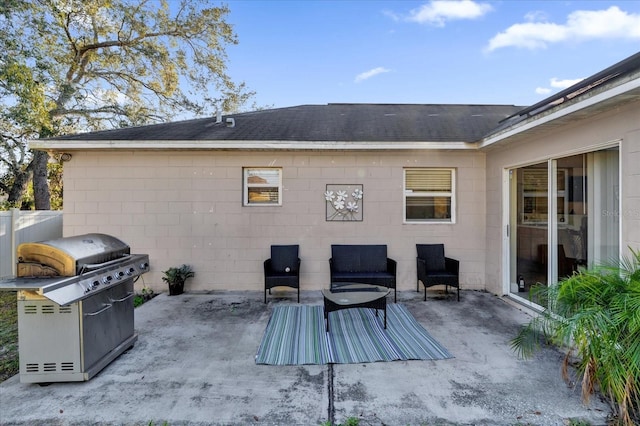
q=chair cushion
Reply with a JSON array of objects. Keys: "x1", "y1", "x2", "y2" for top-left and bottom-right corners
[
  {"x1": 270, "y1": 245, "x2": 299, "y2": 272},
  {"x1": 416, "y1": 244, "x2": 446, "y2": 271},
  {"x1": 332, "y1": 271, "x2": 394, "y2": 280},
  {"x1": 423, "y1": 271, "x2": 458, "y2": 287},
  {"x1": 359, "y1": 245, "x2": 388, "y2": 272},
  {"x1": 331, "y1": 246, "x2": 361, "y2": 272},
  {"x1": 331, "y1": 245, "x2": 388, "y2": 272}
]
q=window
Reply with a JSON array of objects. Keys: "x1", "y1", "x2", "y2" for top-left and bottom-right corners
[
  {"x1": 404, "y1": 168, "x2": 455, "y2": 223},
  {"x1": 243, "y1": 168, "x2": 282, "y2": 206},
  {"x1": 521, "y1": 168, "x2": 568, "y2": 224}
]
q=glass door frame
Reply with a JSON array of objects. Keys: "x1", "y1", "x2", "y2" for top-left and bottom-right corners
[
  {"x1": 502, "y1": 143, "x2": 621, "y2": 304},
  {"x1": 503, "y1": 161, "x2": 555, "y2": 307}
]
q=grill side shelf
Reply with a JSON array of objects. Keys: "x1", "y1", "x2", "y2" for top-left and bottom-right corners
[{"x1": 0, "y1": 276, "x2": 76, "y2": 292}]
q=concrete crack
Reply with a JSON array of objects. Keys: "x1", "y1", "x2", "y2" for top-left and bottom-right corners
[{"x1": 328, "y1": 362, "x2": 335, "y2": 425}]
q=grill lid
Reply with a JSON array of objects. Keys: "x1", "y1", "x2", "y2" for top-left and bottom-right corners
[{"x1": 17, "y1": 233, "x2": 130, "y2": 276}]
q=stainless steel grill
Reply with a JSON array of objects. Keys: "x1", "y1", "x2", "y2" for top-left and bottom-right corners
[{"x1": 0, "y1": 233, "x2": 150, "y2": 383}]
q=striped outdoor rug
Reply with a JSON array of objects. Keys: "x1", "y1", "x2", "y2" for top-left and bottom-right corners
[{"x1": 255, "y1": 304, "x2": 453, "y2": 365}]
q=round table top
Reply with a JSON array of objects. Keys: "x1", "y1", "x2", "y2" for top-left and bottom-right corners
[{"x1": 322, "y1": 284, "x2": 390, "y2": 305}]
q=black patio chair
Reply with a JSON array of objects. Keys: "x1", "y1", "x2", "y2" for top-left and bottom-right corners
[
  {"x1": 264, "y1": 245, "x2": 301, "y2": 303},
  {"x1": 416, "y1": 244, "x2": 460, "y2": 301}
]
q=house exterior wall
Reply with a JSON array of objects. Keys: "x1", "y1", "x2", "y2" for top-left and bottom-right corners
[
  {"x1": 62, "y1": 150, "x2": 487, "y2": 293},
  {"x1": 484, "y1": 100, "x2": 640, "y2": 296}
]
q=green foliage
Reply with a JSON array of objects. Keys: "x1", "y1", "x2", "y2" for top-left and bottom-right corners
[
  {"x1": 0, "y1": 292, "x2": 19, "y2": 383},
  {"x1": 320, "y1": 417, "x2": 359, "y2": 426},
  {"x1": 511, "y1": 249, "x2": 640, "y2": 425},
  {"x1": 47, "y1": 162, "x2": 63, "y2": 210},
  {"x1": 1, "y1": 0, "x2": 253, "y2": 129},
  {"x1": 0, "y1": 61, "x2": 53, "y2": 132},
  {"x1": 566, "y1": 420, "x2": 592, "y2": 426},
  {"x1": 2, "y1": 161, "x2": 63, "y2": 210},
  {"x1": 0, "y1": 200, "x2": 21, "y2": 211},
  {"x1": 161, "y1": 264, "x2": 195, "y2": 287},
  {"x1": 133, "y1": 286, "x2": 156, "y2": 308},
  {"x1": 1, "y1": 0, "x2": 255, "y2": 207}
]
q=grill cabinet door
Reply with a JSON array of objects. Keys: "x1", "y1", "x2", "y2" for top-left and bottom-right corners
[
  {"x1": 109, "y1": 280, "x2": 135, "y2": 347},
  {"x1": 80, "y1": 279, "x2": 134, "y2": 370}
]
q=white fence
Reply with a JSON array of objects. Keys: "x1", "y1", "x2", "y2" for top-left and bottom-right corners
[{"x1": 0, "y1": 209, "x2": 63, "y2": 278}]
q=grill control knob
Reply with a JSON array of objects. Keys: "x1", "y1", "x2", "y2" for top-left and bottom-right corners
[
  {"x1": 92, "y1": 280, "x2": 100, "y2": 288},
  {"x1": 140, "y1": 262, "x2": 149, "y2": 270},
  {"x1": 102, "y1": 275, "x2": 113, "y2": 285},
  {"x1": 115, "y1": 271, "x2": 125, "y2": 280},
  {"x1": 126, "y1": 267, "x2": 135, "y2": 276}
]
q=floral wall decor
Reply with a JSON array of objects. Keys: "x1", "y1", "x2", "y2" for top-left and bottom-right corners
[{"x1": 325, "y1": 184, "x2": 363, "y2": 221}]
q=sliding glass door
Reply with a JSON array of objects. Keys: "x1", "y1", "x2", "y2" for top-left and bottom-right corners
[
  {"x1": 589, "y1": 149, "x2": 620, "y2": 263},
  {"x1": 509, "y1": 162, "x2": 549, "y2": 295},
  {"x1": 508, "y1": 147, "x2": 619, "y2": 301}
]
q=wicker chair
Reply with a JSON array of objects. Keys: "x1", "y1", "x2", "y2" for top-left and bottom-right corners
[
  {"x1": 416, "y1": 244, "x2": 460, "y2": 301},
  {"x1": 264, "y1": 245, "x2": 301, "y2": 303}
]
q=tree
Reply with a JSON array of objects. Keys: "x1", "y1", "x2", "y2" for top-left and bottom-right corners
[{"x1": 0, "y1": 0, "x2": 254, "y2": 209}]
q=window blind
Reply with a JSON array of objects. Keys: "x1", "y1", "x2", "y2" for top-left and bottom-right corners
[{"x1": 406, "y1": 169, "x2": 452, "y2": 192}]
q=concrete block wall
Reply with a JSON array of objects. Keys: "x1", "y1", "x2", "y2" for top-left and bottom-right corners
[{"x1": 63, "y1": 150, "x2": 487, "y2": 294}]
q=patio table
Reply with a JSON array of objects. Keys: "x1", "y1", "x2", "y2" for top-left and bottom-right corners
[{"x1": 321, "y1": 283, "x2": 390, "y2": 332}]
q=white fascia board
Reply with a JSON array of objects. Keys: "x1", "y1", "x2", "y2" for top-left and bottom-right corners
[
  {"x1": 479, "y1": 77, "x2": 640, "y2": 149},
  {"x1": 31, "y1": 139, "x2": 477, "y2": 151}
]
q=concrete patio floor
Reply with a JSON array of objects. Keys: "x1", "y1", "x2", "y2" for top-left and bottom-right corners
[{"x1": 0, "y1": 290, "x2": 610, "y2": 425}]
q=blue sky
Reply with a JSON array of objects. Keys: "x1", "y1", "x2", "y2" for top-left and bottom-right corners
[{"x1": 222, "y1": 1, "x2": 640, "y2": 109}]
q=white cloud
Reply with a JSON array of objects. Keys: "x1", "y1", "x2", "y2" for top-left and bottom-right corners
[
  {"x1": 535, "y1": 77, "x2": 584, "y2": 97},
  {"x1": 404, "y1": 0, "x2": 493, "y2": 27},
  {"x1": 550, "y1": 77, "x2": 584, "y2": 89},
  {"x1": 487, "y1": 6, "x2": 640, "y2": 51},
  {"x1": 355, "y1": 67, "x2": 390, "y2": 83},
  {"x1": 487, "y1": 22, "x2": 568, "y2": 50},
  {"x1": 524, "y1": 11, "x2": 548, "y2": 22}
]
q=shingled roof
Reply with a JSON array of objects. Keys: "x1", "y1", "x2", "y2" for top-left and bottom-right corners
[{"x1": 53, "y1": 103, "x2": 524, "y2": 144}]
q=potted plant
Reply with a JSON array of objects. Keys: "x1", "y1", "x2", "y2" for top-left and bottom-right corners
[{"x1": 162, "y1": 264, "x2": 194, "y2": 296}]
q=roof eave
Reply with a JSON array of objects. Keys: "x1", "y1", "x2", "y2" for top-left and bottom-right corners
[
  {"x1": 30, "y1": 140, "x2": 478, "y2": 151},
  {"x1": 478, "y1": 73, "x2": 640, "y2": 149}
]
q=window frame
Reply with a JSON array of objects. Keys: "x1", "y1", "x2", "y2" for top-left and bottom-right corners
[
  {"x1": 243, "y1": 167, "x2": 283, "y2": 206},
  {"x1": 403, "y1": 168, "x2": 456, "y2": 224}
]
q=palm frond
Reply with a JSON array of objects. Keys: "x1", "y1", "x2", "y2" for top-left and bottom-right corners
[{"x1": 510, "y1": 248, "x2": 640, "y2": 424}]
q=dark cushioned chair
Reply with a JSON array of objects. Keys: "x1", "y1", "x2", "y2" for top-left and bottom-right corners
[
  {"x1": 416, "y1": 244, "x2": 459, "y2": 301},
  {"x1": 264, "y1": 245, "x2": 301, "y2": 303}
]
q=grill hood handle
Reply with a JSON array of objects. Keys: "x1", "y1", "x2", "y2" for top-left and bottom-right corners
[{"x1": 78, "y1": 254, "x2": 131, "y2": 274}]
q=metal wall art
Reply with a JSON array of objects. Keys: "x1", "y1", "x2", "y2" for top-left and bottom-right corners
[{"x1": 325, "y1": 184, "x2": 363, "y2": 221}]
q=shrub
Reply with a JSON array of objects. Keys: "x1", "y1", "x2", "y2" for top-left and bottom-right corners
[{"x1": 511, "y1": 249, "x2": 640, "y2": 425}]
